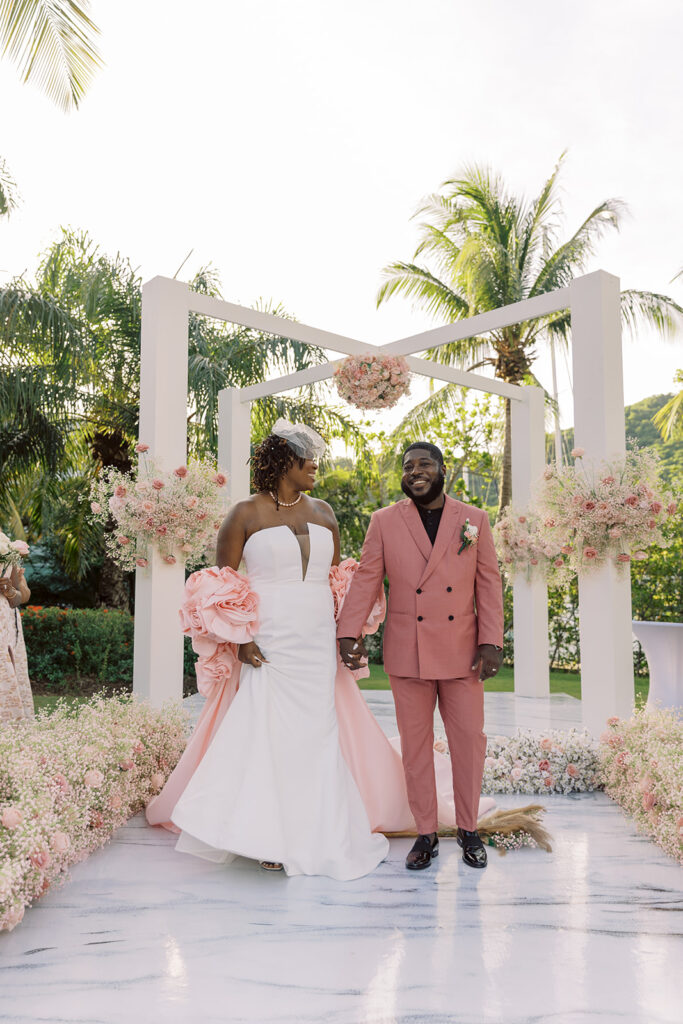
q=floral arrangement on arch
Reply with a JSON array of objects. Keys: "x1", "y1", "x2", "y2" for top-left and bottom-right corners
[
  {"x1": 493, "y1": 507, "x2": 570, "y2": 586},
  {"x1": 533, "y1": 445, "x2": 678, "y2": 575},
  {"x1": 90, "y1": 444, "x2": 229, "y2": 571},
  {"x1": 600, "y1": 708, "x2": 683, "y2": 865},
  {"x1": 333, "y1": 353, "x2": 411, "y2": 410},
  {"x1": 0, "y1": 695, "x2": 188, "y2": 932}
]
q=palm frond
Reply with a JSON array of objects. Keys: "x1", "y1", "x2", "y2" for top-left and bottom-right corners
[
  {"x1": 529, "y1": 199, "x2": 627, "y2": 296},
  {"x1": 620, "y1": 289, "x2": 683, "y2": 339},
  {"x1": 376, "y1": 261, "x2": 469, "y2": 320},
  {"x1": 0, "y1": 0, "x2": 103, "y2": 111},
  {"x1": 0, "y1": 154, "x2": 20, "y2": 217},
  {"x1": 652, "y1": 375, "x2": 683, "y2": 440}
]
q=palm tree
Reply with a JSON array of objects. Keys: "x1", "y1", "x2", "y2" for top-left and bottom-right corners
[
  {"x1": 377, "y1": 154, "x2": 683, "y2": 511},
  {"x1": 653, "y1": 369, "x2": 683, "y2": 441},
  {"x1": 0, "y1": 0, "x2": 102, "y2": 111}
]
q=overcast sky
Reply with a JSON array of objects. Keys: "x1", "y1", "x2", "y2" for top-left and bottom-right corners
[{"x1": 2, "y1": 0, "x2": 682, "y2": 430}]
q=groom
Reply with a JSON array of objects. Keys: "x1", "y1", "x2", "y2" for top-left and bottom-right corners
[{"x1": 338, "y1": 442, "x2": 504, "y2": 870}]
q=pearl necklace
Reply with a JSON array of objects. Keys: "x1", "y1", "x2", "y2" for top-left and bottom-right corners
[{"x1": 270, "y1": 490, "x2": 302, "y2": 507}]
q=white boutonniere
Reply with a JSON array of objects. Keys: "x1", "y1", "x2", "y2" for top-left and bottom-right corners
[{"x1": 458, "y1": 518, "x2": 479, "y2": 555}]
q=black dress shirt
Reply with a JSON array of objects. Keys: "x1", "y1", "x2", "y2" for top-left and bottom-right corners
[{"x1": 416, "y1": 501, "x2": 444, "y2": 546}]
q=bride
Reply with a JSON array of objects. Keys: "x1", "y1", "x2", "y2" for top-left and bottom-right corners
[{"x1": 147, "y1": 419, "x2": 494, "y2": 878}]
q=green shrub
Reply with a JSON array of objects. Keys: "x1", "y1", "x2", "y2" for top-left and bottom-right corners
[{"x1": 21, "y1": 606, "x2": 198, "y2": 693}]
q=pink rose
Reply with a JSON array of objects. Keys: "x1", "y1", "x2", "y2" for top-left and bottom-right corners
[
  {"x1": 510, "y1": 767, "x2": 523, "y2": 781},
  {"x1": 666, "y1": 502, "x2": 677, "y2": 515},
  {"x1": 538, "y1": 759, "x2": 551, "y2": 772},
  {"x1": 50, "y1": 832, "x2": 70, "y2": 853},
  {"x1": 530, "y1": 558, "x2": 539, "y2": 566},
  {"x1": 3, "y1": 904, "x2": 24, "y2": 930},
  {"x1": 213, "y1": 472, "x2": 227, "y2": 486},
  {"x1": 114, "y1": 485, "x2": 128, "y2": 499},
  {"x1": 540, "y1": 737, "x2": 553, "y2": 751},
  {"x1": 649, "y1": 501, "x2": 663, "y2": 514},
  {"x1": 119, "y1": 759, "x2": 134, "y2": 771},
  {"x1": 142, "y1": 501, "x2": 154, "y2": 512},
  {"x1": 136, "y1": 558, "x2": 148, "y2": 568},
  {"x1": 164, "y1": 555, "x2": 176, "y2": 565},
  {"x1": 151, "y1": 479, "x2": 165, "y2": 491},
  {"x1": 53, "y1": 772, "x2": 69, "y2": 793},
  {"x1": 117, "y1": 535, "x2": 130, "y2": 546},
  {"x1": 560, "y1": 546, "x2": 572, "y2": 555},
  {"x1": 90, "y1": 501, "x2": 102, "y2": 514},
  {"x1": 571, "y1": 447, "x2": 585, "y2": 457},
  {"x1": 544, "y1": 776, "x2": 555, "y2": 788},
  {"x1": 133, "y1": 741, "x2": 144, "y2": 754},
  {"x1": 609, "y1": 528, "x2": 622, "y2": 539},
  {"x1": 615, "y1": 751, "x2": 629, "y2": 768},
  {"x1": 616, "y1": 553, "x2": 631, "y2": 563},
  {"x1": 647, "y1": 518, "x2": 656, "y2": 530},
  {"x1": 11, "y1": 539, "x2": 30, "y2": 556},
  {"x1": 195, "y1": 644, "x2": 237, "y2": 697},
  {"x1": 156, "y1": 525, "x2": 168, "y2": 535},
  {"x1": 150, "y1": 772, "x2": 165, "y2": 791},
  {"x1": 553, "y1": 558, "x2": 564, "y2": 568},
  {"x1": 607, "y1": 733, "x2": 623, "y2": 748},
  {"x1": 625, "y1": 495, "x2": 638, "y2": 507},
  {"x1": 90, "y1": 811, "x2": 105, "y2": 829},
  {"x1": 484, "y1": 756, "x2": 496, "y2": 768},
  {"x1": 174, "y1": 466, "x2": 188, "y2": 478},
  {"x1": 135, "y1": 442, "x2": 150, "y2": 453},
  {"x1": 566, "y1": 764, "x2": 579, "y2": 778},
  {"x1": 29, "y1": 848, "x2": 51, "y2": 870},
  {"x1": 583, "y1": 547, "x2": 598, "y2": 560},
  {"x1": 1, "y1": 807, "x2": 23, "y2": 829},
  {"x1": 518, "y1": 516, "x2": 527, "y2": 524},
  {"x1": 633, "y1": 551, "x2": 647, "y2": 561},
  {"x1": 582, "y1": 500, "x2": 596, "y2": 511},
  {"x1": 180, "y1": 565, "x2": 259, "y2": 646},
  {"x1": 641, "y1": 792, "x2": 656, "y2": 811},
  {"x1": 187, "y1": 496, "x2": 199, "y2": 508},
  {"x1": 601, "y1": 476, "x2": 615, "y2": 485},
  {"x1": 677, "y1": 816, "x2": 683, "y2": 836},
  {"x1": 108, "y1": 794, "x2": 123, "y2": 810},
  {"x1": 607, "y1": 716, "x2": 620, "y2": 726},
  {"x1": 544, "y1": 518, "x2": 556, "y2": 528},
  {"x1": 84, "y1": 769, "x2": 104, "y2": 788},
  {"x1": 638, "y1": 774, "x2": 654, "y2": 793}
]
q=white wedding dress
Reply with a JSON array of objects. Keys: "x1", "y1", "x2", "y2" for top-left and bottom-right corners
[{"x1": 172, "y1": 523, "x2": 389, "y2": 879}]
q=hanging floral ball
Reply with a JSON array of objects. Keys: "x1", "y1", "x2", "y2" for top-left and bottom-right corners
[{"x1": 334, "y1": 354, "x2": 411, "y2": 410}]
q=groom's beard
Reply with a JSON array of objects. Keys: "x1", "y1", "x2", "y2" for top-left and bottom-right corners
[{"x1": 401, "y1": 474, "x2": 445, "y2": 507}]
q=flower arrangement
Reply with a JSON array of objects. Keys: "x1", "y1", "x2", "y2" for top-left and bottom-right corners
[
  {"x1": 0, "y1": 694, "x2": 188, "y2": 931},
  {"x1": 493, "y1": 507, "x2": 569, "y2": 584},
  {"x1": 600, "y1": 708, "x2": 683, "y2": 865},
  {"x1": 333, "y1": 353, "x2": 411, "y2": 410},
  {"x1": 476, "y1": 728, "x2": 602, "y2": 795},
  {"x1": 534, "y1": 445, "x2": 678, "y2": 575},
  {"x1": 0, "y1": 532, "x2": 30, "y2": 574},
  {"x1": 89, "y1": 444, "x2": 229, "y2": 571}
]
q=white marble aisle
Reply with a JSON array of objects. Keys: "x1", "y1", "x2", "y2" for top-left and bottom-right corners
[{"x1": 1, "y1": 693, "x2": 681, "y2": 1024}]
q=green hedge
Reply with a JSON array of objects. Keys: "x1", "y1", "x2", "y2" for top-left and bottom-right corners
[{"x1": 21, "y1": 606, "x2": 197, "y2": 692}]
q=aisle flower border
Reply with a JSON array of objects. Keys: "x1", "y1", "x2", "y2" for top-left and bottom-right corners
[
  {"x1": 333, "y1": 353, "x2": 411, "y2": 410},
  {"x1": 0, "y1": 695, "x2": 188, "y2": 932},
  {"x1": 89, "y1": 445, "x2": 229, "y2": 571}
]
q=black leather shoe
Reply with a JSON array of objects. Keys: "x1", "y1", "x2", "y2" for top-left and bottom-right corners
[
  {"x1": 456, "y1": 828, "x2": 487, "y2": 868},
  {"x1": 406, "y1": 833, "x2": 439, "y2": 870}
]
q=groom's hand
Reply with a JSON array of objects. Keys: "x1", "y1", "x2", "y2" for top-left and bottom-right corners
[
  {"x1": 339, "y1": 637, "x2": 368, "y2": 671},
  {"x1": 471, "y1": 644, "x2": 503, "y2": 682}
]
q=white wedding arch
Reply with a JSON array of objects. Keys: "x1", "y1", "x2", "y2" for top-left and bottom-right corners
[{"x1": 133, "y1": 269, "x2": 633, "y2": 735}]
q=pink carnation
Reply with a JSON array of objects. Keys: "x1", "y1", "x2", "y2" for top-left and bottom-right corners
[
  {"x1": 607, "y1": 716, "x2": 620, "y2": 726},
  {"x1": 213, "y1": 472, "x2": 227, "y2": 486},
  {"x1": 135, "y1": 442, "x2": 150, "y2": 453},
  {"x1": 151, "y1": 479, "x2": 165, "y2": 491},
  {"x1": 625, "y1": 495, "x2": 638, "y2": 507},
  {"x1": 666, "y1": 502, "x2": 677, "y2": 515},
  {"x1": 649, "y1": 501, "x2": 663, "y2": 514},
  {"x1": 601, "y1": 476, "x2": 616, "y2": 485},
  {"x1": 616, "y1": 553, "x2": 631, "y2": 563},
  {"x1": 174, "y1": 466, "x2": 188, "y2": 478},
  {"x1": 136, "y1": 558, "x2": 148, "y2": 568},
  {"x1": 571, "y1": 447, "x2": 585, "y2": 457},
  {"x1": 583, "y1": 547, "x2": 598, "y2": 560},
  {"x1": 553, "y1": 558, "x2": 564, "y2": 568},
  {"x1": 582, "y1": 500, "x2": 596, "y2": 511}
]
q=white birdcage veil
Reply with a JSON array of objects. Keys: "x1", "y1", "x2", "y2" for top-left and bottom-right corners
[{"x1": 271, "y1": 418, "x2": 327, "y2": 461}]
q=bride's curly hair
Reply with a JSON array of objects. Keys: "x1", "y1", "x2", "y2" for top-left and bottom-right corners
[{"x1": 251, "y1": 434, "x2": 304, "y2": 493}]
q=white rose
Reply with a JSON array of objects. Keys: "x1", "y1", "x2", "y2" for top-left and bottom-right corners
[{"x1": 0, "y1": 533, "x2": 11, "y2": 555}]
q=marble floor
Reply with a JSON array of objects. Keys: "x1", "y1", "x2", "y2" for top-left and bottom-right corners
[{"x1": 1, "y1": 692, "x2": 681, "y2": 1024}]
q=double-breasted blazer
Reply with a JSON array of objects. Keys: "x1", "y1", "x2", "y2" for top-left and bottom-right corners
[{"x1": 337, "y1": 496, "x2": 504, "y2": 680}]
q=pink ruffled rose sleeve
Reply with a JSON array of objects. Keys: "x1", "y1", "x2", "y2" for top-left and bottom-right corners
[
  {"x1": 329, "y1": 558, "x2": 385, "y2": 635},
  {"x1": 195, "y1": 642, "x2": 238, "y2": 698},
  {"x1": 179, "y1": 565, "x2": 259, "y2": 651}
]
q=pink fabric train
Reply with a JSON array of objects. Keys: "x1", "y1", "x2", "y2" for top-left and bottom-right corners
[{"x1": 145, "y1": 561, "x2": 494, "y2": 833}]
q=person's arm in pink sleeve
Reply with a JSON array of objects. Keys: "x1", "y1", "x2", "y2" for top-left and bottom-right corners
[
  {"x1": 474, "y1": 510, "x2": 504, "y2": 649},
  {"x1": 337, "y1": 513, "x2": 386, "y2": 667}
]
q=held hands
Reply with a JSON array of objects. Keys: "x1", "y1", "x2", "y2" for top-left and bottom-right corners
[
  {"x1": 238, "y1": 641, "x2": 269, "y2": 669},
  {"x1": 471, "y1": 644, "x2": 503, "y2": 682},
  {"x1": 338, "y1": 637, "x2": 368, "y2": 672}
]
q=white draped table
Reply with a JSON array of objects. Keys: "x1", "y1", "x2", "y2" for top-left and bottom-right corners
[{"x1": 632, "y1": 620, "x2": 683, "y2": 713}]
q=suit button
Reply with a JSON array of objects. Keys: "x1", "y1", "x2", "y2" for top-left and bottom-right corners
[
  {"x1": 448, "y1": 615, "x2": 454, "y2": 621},
  {"x1": 416, "y1": 588, "x2": 422, "y2": 594},
  {"x1": 446, "y1": 586, "x2": 452, "y2": 592},
  {"x1": 417, "y1": 615, "x2": 423, "y2": 622}
]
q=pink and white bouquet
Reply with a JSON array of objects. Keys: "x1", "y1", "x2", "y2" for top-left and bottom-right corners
[
  {"x1": 0, "y1": 694, "x2": 188, "y2": 932},
  {"x1": 600, "y1": 708, "x2": 683, "y2": 865},
  {"x1": 493, "y1": 507, "x2": 569, "y2": 585},
  {"x1": 534, "y1": 445, "x2": 678, "y2": 575},
  {"x1": 480, "y1": 728, "x2": 602, "y2": 795},
  {"x1": 333, "y1": 353, "x2": 411, "y2": 410},
  {"x1": 0, "y1": 532, "x2": 30, "y2": 574},
  {"x1": 89, "y1": 445, "x2": 229, "y2": 572}
]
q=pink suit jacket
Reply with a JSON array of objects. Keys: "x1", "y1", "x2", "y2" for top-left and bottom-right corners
[{"x1": 336, "y1": 496, "x2": 504, "y2": 680}]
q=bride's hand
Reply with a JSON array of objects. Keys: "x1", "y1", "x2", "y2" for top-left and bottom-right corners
[{"x1": 238, "y1": 641, "x2": 269, "y2": 668}]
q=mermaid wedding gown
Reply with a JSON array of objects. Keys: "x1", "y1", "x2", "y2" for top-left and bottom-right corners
[{"x1": 171, "y1": 524, "x2": 389, "y2": 879}]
